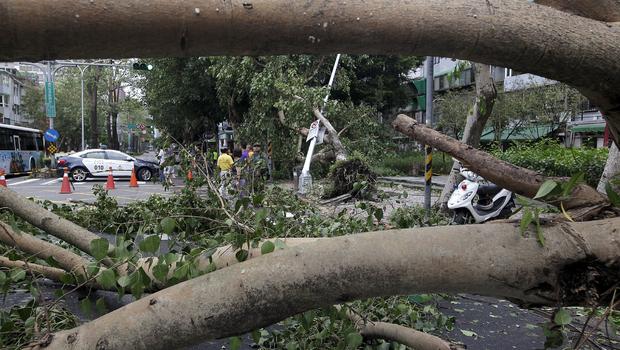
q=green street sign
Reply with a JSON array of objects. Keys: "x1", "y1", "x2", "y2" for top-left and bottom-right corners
[
  {"x1": 127, "y1": 123, "x2": 137, "y2": 129},
  {"x1": 45, "y1": 82, "x2": 56, "y2": 118}
]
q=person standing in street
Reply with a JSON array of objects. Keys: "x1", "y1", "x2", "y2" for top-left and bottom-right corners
[{"x1": 217, "y1": 148, "x2": 234, "y2": 197}]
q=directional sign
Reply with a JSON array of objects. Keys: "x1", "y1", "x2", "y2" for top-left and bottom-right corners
[
  {"x1": 306, "y1": 121, "x2": 320, "y2": 142},
  {"x1": 127, "y1": 123, "x2": 137, "y2": 129},
  {"x1": 46, "y1": 142, "x2": 58, "y2": 154},
  {"x1": 44, "y1": 128, "x2": 60, "y2": 142},
  {"x1": 45, "y1": 82, "x2": 56, "y2": 118}
]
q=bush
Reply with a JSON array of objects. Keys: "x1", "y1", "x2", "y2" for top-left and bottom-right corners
[
  {"x1": 372, "y1": 151, "x2": 453, "y2": 176},
  {"x1": 492, "y1": 140, "x2": 608, "y2": 187}
]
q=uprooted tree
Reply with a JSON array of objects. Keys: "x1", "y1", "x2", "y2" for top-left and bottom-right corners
[{"x1": 1, "y1": 0, "x2": 620, "y2": 349}]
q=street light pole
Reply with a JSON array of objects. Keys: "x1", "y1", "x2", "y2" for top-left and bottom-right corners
[
  {"x1": 424, "y1": 56, "x2": 435, "y2": 220},
  {"x1": 78, "y1": 66, "x2": 87, "y2": 151}
]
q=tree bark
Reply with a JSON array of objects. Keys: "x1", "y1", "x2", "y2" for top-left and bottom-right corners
[
  {"x1": 439, "y1": 63, "x2": 497, "y2": 208},
  {"x1": 2, "y1": 0, "x2": 620, "y2": 143},
  {"x1": 535, "y1": 0, "x2": 620, "y2": 22},
  {"x1": 38, "y1": 217, "x2": 620, "y2": 350},
  {"x1": 392, "y1": 114, "x2": 608, "y2": 210},
  {"x1": 597, "y1": 143, "x2": 620, "y2": 193},
  {"x1": 313, "y1": 109, "x2": 348, "y2": 161},
  {"x1": 0, "y1": 256, "x2": 67, "y2": 282}
]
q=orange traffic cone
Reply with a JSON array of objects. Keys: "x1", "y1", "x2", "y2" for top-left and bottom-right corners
[
  {"x1": 129, "y1": 167, "x2": 139, "y2": 188},
  {"x1": 106, "y1": 167, "x2": 116, "y2": 190},
  {"x1": 0, "y1": 171, "x2": 6, "y2": 187},
  {"x1": 60, "y1": 168, "x2": 72, "y2": 194},
  {"x1": 187, "y1": 169, "x2": 193, "y2": 181}
]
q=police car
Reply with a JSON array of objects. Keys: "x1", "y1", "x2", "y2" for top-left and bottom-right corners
[{"x1": 57, "y1": 149, "x2": 159, "y2": 182}]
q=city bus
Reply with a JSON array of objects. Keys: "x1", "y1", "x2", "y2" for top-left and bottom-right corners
[{"x1": 0, "y1": 124, "x2": 44, "y2": 175}]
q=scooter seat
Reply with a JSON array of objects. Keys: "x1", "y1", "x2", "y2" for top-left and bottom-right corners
[{"x1": 478, "y1": 184, "x2": 502, "y2": 197}]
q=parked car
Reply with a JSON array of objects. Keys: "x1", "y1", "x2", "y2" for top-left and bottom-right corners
[{"x1": 56, "y1": 149, "x2": 159, "y2": 182}]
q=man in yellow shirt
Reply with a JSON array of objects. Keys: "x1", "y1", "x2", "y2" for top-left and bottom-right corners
[{"x1": 217, "y1": 148, "x2": 234, "y2": 173}]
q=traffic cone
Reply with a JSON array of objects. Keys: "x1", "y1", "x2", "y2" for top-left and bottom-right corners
[
  {"x1": 60, "y1": 168, "x2": 72, "y2": 194},
  {"x1": 0, "y1": 171, "x2": 6, "y2": 187},
  {"x1": 106, "y1": 167, "x2": 116, "y2": 190},
  {"x1": 187, "y1": 169, "x2": 193, "y2": 181},
  {"x1": 129, "y1": 167, "x2": 139, "y2": 188}
]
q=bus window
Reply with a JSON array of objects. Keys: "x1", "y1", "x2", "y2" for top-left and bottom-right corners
[
  {"x1": 21, "y1": 132, "x2": 37, "y2": 151},
  {"x1": 0, "y1": 129, "x2": 10, "y2": 150}
]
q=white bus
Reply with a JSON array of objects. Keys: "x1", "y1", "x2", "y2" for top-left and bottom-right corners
[{"x1": 0, "y1": 124, "x2": 44, "y2": 175}]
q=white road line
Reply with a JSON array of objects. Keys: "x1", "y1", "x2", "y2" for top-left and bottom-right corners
[
  {"x1": 42, "y1": 179, "x2": 61, "y2": 185},
  {"x1": 8, "y1": 178, "x2": 40, "y2": 186},
  {"x1": 74, "y1": 182, "x2": 85, "y2": 185}
]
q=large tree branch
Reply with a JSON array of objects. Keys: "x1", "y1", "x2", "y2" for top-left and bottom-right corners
[
  {"x1": 0, "y1": 187, "x2": 113, "y2": 266},
  {"x1": 535, "y1": 0, "x2": 620, "y2": 22},
  {"x1": 392, "y1": 114, "x2": 608, "y2": 210},
  {"x1": 2, "y1": 0, "x2": 620, "y2": 142},
  {"x1": 0, "y1": 221, "x2": 91, "y2": 276},
  {"x1": 39, "y1": 218, "x2": 620, "y2": 349},
  {"x1": 0, "y1": 256, "x2": 67, "y2": 282},
  {"x1": 313, "y1": 108, "x2": 348, "y2": 161},
  {"x1": 342, "y1": 306, "x2": 459, "y2": 350}
]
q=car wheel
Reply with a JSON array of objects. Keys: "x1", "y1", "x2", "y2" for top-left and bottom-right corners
[
  {"x1": 137, "y1": 167, "x2": 153, "y2": 181},
  {"x1": 30, "y1": 159, "x2": 36, "y2": 171},
  {"x1": 70, "y1": 167, "x2": 88, "y2": 182}
]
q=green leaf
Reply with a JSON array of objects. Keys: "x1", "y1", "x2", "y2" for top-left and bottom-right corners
[
  {"x1": 460, "y1": 329, "x2": 478, "y2": 337},
  {"x1": 554, "y1": 308, "x2": 572, "y2": 325},
  {"x1": 90, "y1": 238, "x2": 110, "y2": 261},
  {"x1": 345, "y1": 332, "x2": 363, "y2": 349},
  {"x1": 60, "y1": 273, "x2": 75, "y2": 285},
  {"x1": 153, "y1": 264, "x2": 169, "y2": 282},
  {"x1": 236, "y1": 249, "x2": 249, "y2": 262},
  {"x1": 117, "y1": 275, "x2": 132, "y2": 288},
  {"x1": 562, "y1": 173, "x2": 584, "y2": 197},
  {"x1": 160, "y1": 217, "x2": 177, "y2": 234},
  {"x1": 605, "y1": 183, "x2": 620, "y2": 207},
  {"x1": 520, "y1": 209, "x2": 533, "y2": 235},
  {"x1": 86, "y1": 263, "x2": 100, "y2": 277},
  {"x1": 251, "y1": 329, "x2": 261, "y2": 345},
  {"x1": 97, "y1": 269, "x2": 116, "y2": 289},
  {"x1": 229, "y1": 336, "x2": 242, "y2": 350},
  {"x1": 79, "y1": 298, "x2": 92, "y2": 318},
  {"x1": 139, "y1": 235, "x2": 161, "y2": 253},
  {"x1": 255, "y1": 208, "x2": 268, "y2": 224},
  {"x1": 0, "y1": 271, "x2": 5, "y2": 285},
  {"x1": 10, "y1": 268, "x2": 26, "y2": 282},
  {"x1": 286, "y1": 341, "x2": 299, "y2": 350},
  {"x1": 261, "y1": 241, "x2": 275, "y2": 255},
  {"x1": 164, "y1": 252, "x2": 179, "y2": 265},
  {"x1": 374, "y1": 208, "x2": 384, "y2": 222},
  {"x1": 274, "y1": 238, "x2": 287, "y2": 250},
  {"x1": 534, "y1": 180, "x2": 559, "y2": 200},
  {"x1": 95, "y1": 297, "x2": 107, "y2": 314},
  {"x1": 534, "y1": 210, "x2": 545, "y2": 247},
  {"x1": 172, "y1": 263, "x2": 189, "y2": 280}
]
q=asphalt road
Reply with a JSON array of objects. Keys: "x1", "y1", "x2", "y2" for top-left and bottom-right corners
[{"x1": 3, "y1": 175, "x2": 177, "y2": 205}]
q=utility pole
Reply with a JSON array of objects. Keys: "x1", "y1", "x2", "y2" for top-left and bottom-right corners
[
  {"x1": 299, "y1": 54, "x2": 341, "y2": 194},
  {"x1": 424, "y1": 57, "x2": 434, "y2": 220}
]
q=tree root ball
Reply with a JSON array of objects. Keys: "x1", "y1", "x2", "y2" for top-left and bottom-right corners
[{"x1": 324, "y1": 158, "x2": 377, "y2": 198}]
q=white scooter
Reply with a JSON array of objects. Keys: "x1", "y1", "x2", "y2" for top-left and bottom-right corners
[{"x1": 447, "y1": 165, "x2": 515, "y2": 224}]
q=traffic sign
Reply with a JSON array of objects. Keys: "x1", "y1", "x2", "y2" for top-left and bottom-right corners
[
  {"x1": 45, "y1": 82, "x2": 56, "y2": 118},
  {"x1": 46, "y1": 142, "x2": 58, "y2": 154},
  {"x1": 44, "y1": 128, "x2": 60, "y2": 142},
  {"x1": 306, "y1": 121, "x2": 320, "y2": 142},
  {"x1": 128, "y1": 123, "x2": 137, "y2": 129}
]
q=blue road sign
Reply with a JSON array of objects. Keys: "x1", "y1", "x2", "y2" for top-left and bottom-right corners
[{"x1": 44, "y1": 128, "x2": 60, "y2": 142}]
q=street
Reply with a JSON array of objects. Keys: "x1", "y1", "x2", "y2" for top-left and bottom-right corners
[{"x1": 3, "y1": 175, "x2": 176, "y2": 205}]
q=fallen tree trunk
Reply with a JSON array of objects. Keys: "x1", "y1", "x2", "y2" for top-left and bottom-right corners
[
  {"x1": 313, "y1": 108, "x2": 348, "y2": 161},
  {"x1": 598, "y1": 143, "x2": 620, "y2": 194},
  {"x1": 36, "y1": 217, "x2": 620, "y2": 350},
  {"x1": 392, "y1": 114, "x2": 608, "y2": 210},
  {"x1": 2, "y1": 0, "x2": 620, "y2": 143},
  {"x1": 535, "y1": 0, "x2": 620, "y2": 22}
]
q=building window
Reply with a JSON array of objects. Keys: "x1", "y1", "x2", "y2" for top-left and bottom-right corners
[
  {"x1": 0, "y1": 95, "x2": 7, "y2": 108},
  {"x1": 506, "y1": 68, "x2": 524, "y2": 77}
]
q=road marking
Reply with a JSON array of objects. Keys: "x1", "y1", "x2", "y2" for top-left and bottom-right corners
[
  {"x1": 8, "y1": 179, "x2": 40, "y2": 186},
  {"x1": 42, "y1": 179, "x2": 61, "y2": 185},
  {"x1": 73, "y1": 182, "x2": 85, "y2": 185}
]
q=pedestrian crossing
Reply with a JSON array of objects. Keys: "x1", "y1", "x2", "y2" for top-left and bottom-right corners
[{"x1": 6, "y1": 178, "x2": 150, "y2": 187}]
